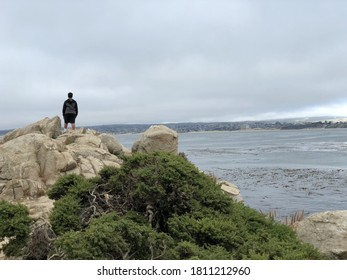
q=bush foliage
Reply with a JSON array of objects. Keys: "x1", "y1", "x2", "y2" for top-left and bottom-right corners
[
  {"x1": 0, "y1": 200, "x2": 32, "y2": 257},
  {"x1": 2, "y1": 152, "x2": 323, "y2": 259}
]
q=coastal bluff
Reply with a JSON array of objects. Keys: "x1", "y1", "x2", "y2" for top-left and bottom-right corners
[
  {"x1": 0, "y1": 117, "x2": 193, "y2": 219},
  {"x1": 1, "y1": 117, "x2": 346, "y2": 259}
]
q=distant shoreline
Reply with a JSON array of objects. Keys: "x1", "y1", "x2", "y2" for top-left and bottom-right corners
[
  {"x1": 1, "y1": 120, "x2": 347, "y2": 137},
  {"x1": 86, "y1": 120, "x2": 347, "y2": 134}
]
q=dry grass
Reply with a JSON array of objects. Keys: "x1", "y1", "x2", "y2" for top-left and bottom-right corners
[
  {"x1": 283, "y1": 210, "x2": 305, "y2": 226},
  {"x1": 261, "y1": 209, "x2": 305, "y2": 226}
]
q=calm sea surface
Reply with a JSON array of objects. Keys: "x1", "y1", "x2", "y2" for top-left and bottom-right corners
[{"x1": 117, "y1": 129, "x2": 347, "y2": 218}]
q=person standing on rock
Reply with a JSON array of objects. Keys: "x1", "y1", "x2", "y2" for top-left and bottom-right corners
[{"x1": 62, "y1": 92, "x2": 78, "y2": 132}]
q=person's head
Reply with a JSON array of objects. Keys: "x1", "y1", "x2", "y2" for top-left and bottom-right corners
[{"x1": 68, "y1": 92, "x2": 73, "y2": 98}]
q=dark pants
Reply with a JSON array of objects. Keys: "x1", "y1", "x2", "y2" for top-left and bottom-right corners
[{"x1": 63, "y1": 114, "x2": 76, "y2": 124}]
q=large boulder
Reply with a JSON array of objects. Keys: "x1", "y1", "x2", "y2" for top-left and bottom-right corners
[
  {"x1": 0, "y1": 116, "x2": 61, "y2": 143},
  {"x1": 0, "y1": 117, "x2": 123, "y2": 218},
  {"x1": 0, "y1": 133, "x2": 68, "y2": 200},
  {"x1": 132, "y1": 125, "x2": 178, "y2": 154},
  {"x1": 100, "y1": 133, "x2": 131, "y2": 156},
  {"x1": 295, "y1": 210, "x2": 347, "y2": 259}
]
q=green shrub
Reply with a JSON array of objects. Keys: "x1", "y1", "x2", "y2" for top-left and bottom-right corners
[
  {"x1": 48, "y1": 174, "x2": 91, "y2": 200},
  {"x1": 101, "y1": 152, "x2": 233, "y2": 230},
  {"x1": 46, "y1": 152, "x2": 323, "y2": 260},
  {"x1": 173, "y1": 241, "x2": 232, "y2": 260},
  {"x1": 0, "y1": 200, "x2": 32, "y2": 257},
  {"x1": 98, "y1": 165, "x2": 119, "y2": 181},
  {"x1": 53, "y1": 212, "x2": 175, "y2": 260},
  {"x1": 49, "y1": 195, "x2": 83, "y2": 235}
]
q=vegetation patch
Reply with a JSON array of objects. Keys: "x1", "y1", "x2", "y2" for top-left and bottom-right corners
[
  {"x1": 1, "y1": 152, "x2": 323, "y2": 259},
  {"x1": 0, "y1": 200, "x2": 32, "y2": 257}
]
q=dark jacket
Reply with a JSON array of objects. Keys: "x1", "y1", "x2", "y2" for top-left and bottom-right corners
[{"x1": 63, "y1": 99, "x2": 78, "y2": 116}]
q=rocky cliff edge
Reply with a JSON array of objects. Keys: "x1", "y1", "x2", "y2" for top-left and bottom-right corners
[{"x1": 0, "y1": 117, "x2": 129, "y2": 219}]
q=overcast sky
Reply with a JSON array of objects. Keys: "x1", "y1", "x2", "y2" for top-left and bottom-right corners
[{"x1": 1, "y1": 0, "x2": 347, "y2": 129}]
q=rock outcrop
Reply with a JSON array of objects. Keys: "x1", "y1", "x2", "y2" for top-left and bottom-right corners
[
  {"x1": 0, "y1": 116, "x2": 61, "y2": 144},
  {"x1": 295, "y1": 210, "x2": 347, "y2": 259},
  {"x1": 132, "y1": 125, "x2": 178, "y2": 154},
  {"x1": 100, "y1": 133, "x2": 131, "y2": 156},
  {"x1": 0, "y1": 117, "x2": 126, "y2": 220}
]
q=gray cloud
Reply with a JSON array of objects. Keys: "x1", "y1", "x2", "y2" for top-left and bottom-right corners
[{"x1": 1, "y1": 0, "x2": 347, "y2": 129}]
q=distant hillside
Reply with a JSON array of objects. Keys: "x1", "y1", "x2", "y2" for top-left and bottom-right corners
[
  {"x1": 2, "y1": 117, "x2": 347, "y2": 136},
  {"x1": 86, "y1": 119, "x2": 347, "y2": 134}
]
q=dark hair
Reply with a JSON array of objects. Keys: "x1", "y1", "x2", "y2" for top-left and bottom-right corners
[{"x1": 68, "y1": 92, "x2": 73, "y2": 98}]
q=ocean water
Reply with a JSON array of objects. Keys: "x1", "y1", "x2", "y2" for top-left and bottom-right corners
[{"x1": 116, "y1": 129, "x2": 347, "y2": 219}]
